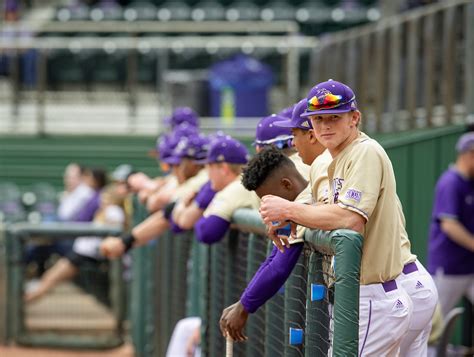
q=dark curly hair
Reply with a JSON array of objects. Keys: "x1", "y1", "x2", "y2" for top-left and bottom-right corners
[{"x1": 242, "y1": 146, "x2": 294, "y2": 191}]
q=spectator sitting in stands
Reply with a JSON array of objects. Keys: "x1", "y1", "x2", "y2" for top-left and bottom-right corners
[
  {"x1": 24, "y1": 184, "x2": 126, "y2": 303},
  {"x1": 57, "y1": 163, "x2": 91, "y2": 221},
  {"x1": 110, "y1": 163, "x2": 135, "y2": 230},
  {"x1": 100, "y1": 134, "x2": 210, "y2": 259},
  {"x1": 67, "y1": 167, "x2": 108, "y2": 222}
]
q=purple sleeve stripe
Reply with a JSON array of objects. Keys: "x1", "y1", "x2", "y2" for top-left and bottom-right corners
[{"x1": 337, "y1": 202, "x2": 369, "y2": 221}]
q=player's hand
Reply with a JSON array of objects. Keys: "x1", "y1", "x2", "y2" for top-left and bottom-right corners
[
  {"x1": 100, "y1": 236, "x2": 126, "y2": 259},
  {"x1": 219, "y1": 301, "x2": 248, "y2": 342},
  {"x1": 185, "y1": 326, "x2": 201, "y2": 357},
  {"x1": 182, "y1": 191, "x2": 198, "y2": 207},
  {"x1": 259, "y1": 195, "x2": 292, "y2": 225},
  {"x1": 128, "y1": 172, "x2": 153, "y2": 192},
  {"x1": 266, "y1": 221, "x2": 292, "y2": 253}
]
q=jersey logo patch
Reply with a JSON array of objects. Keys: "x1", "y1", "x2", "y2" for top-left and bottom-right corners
[{"x1": 345, "y1": 188, "x2": 362, "y2": 203}]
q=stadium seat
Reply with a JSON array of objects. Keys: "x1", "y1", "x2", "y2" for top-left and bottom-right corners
[
  {"x1": 0, "y1": 182, "x2": 26, "y2": 222},
  {"x1": 156, "y1": 1, "x2": 191, "y2": 21},
  {"x1": 260, "y1": 0, "x2": 295, "y2": 21},
  {"x1": 191, "y1": 1, "x2": 226, "y2": 21},
  {"x1": 55, "y1": 4, "x2": 89, "y2": 22},
  {"x1": 89, "y1": 1, "x2": 123, "y2": 22},
  {"x1": 295, "y1": 1, "x2": 333, "y2": 24},
  {"x1": 123, "y1": 1, "x2": 157, "y2": 21},
  {"x1": 28, "y1": 183, "x2": 58, "y2": 222},
  {"x1": 225, "y1": 1, "x2": 260, "y2": 21}
]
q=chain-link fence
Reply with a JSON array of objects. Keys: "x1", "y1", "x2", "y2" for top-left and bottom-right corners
[{"x1": 130, "y1": 202, "x2": 362, "y2": 357}]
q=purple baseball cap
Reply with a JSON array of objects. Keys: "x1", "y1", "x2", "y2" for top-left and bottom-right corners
[
  {"x1": 165, "y1": 107, "x2": 199, "y2": 128},
  {"x1": 274, "y1": 98, "x2": 313, "y2": 130},
  {"x1": 278, "y1": 105, "x2": 295, "y2": 119},
  {"x1": 201, "y1": 136, "x2": 250, "y2": 165},
  {"x1": 156, "y1": 123, "x2": 198, "y2": 162},
  {"x1": 302, "y1": 79, "x2": 358, "y2": 117},
  {"x1": 165, "y1": 134, "x2": 210, "y2": 165},
  {"x1": 456, "y1": 132, "x2": 474, "y2": 153},
  {"x1": 254, "y1": 114, "x2": 293, "y2": 146}
]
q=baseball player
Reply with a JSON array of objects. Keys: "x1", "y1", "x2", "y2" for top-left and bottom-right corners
[
  {"x1": 194, "y1": 136, "x2": 259, "y2": 244},
  {"x1": 219, "y1": 146, "x2": 311, "y2": 341},
  {"x1": 260, "y1": 79, "x2": 437, "y2": 356},
  {"x1": 254, "y1": 113, "x2": 310, "y2": 179},
  {"x1": 164, "y1": 106, "x2": 199, "y2": 129},
  {"x1": 100, "y1": 134, "x2": 209, "y2": 259},
  {"x1": 428, "y1": 133, "x2": 474, "y2": 317},
  {"x1": 220, "y1": 101, "x2": 330, "y2": 341}
]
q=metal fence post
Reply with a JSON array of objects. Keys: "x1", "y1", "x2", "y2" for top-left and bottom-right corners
[
  {"x1": 305, "y1": 251, "x2": 330, "y2": 357},
  {"x1": 284, "y1": 253, "x2": 308, "y2": 356},
  {"x1": 0, "y1": 223, "x2": 7, "y2": 345},
  {"x1": 36, "y1": 49, "x2": 47, "y2": 136},
  {"x1": 464, "y1": 2, "x2": 474, "y2": 124},
  {"x1": 245, "y1": 233, "x2": 266, "y2": 357},
  {"x1": 264, "y1": 243, "x2": 285, "y2": 357}
]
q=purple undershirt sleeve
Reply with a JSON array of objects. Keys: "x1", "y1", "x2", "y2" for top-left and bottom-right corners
[
  {"x1": 194, "y1": 181, "x2": 217, "y2": 210},
  {"x1": 195, "y1": 215, "x2": 230, "y2": 244},
  {"x1": 240, "y1": 243, "x2": 304, "y2": 313},
  {"x1": 169, "y1": 217, "x2": 185, "y2": 234}
]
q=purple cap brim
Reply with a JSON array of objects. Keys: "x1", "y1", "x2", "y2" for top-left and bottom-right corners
[
  {"x1": 193, "y1": 157, "x2": 208, "y2": 165},
  {"x1": 301, "y1": 108, "x2": 354, "y2": 117},
  {"x1": 163, "y1": 156, "x2": 181, "y2": 165},
  {"x1": 273, "y1": 119, "x2": 295, "y2": 128}
]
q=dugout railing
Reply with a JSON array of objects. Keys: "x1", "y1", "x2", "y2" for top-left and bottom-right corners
[
  {"x1": 3, "y1": 222, "x2": 125, "y2": 349},
  {"x1": 130, "y1": 196, "x2": 362, "y2": 357},
  {"x1": 309, "y1": 0, "x2": 474, "y2": 133}
]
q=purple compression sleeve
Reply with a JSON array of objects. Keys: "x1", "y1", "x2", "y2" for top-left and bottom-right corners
[
  {"x1": 195, "y1": 215, "x2": 230, "y2": 244},
  {"x1": 240, "y1": 243, "x2": 303, "y2": 313},
  {"x1": 194, "y1": 181, "x2": 217, "y2": 210}
]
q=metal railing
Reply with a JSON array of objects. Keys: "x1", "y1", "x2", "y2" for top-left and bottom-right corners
[
  {"x1": 309, "y1": 0, "x2": 474, "y2": 133},
  {"x1": 3, "y1": 222, "x2": 125, "y2": 349},
  {"x1": 130, "y1": 199, "x2": 362, "y2": 357}
]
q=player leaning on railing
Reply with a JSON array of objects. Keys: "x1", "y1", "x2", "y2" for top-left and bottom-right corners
[
  {"x1": 258, "y1": 80, "x2": 438, "y2": 356},
  {"x1": 219, "y1": 98, "x2": 329, "y2": 342}
]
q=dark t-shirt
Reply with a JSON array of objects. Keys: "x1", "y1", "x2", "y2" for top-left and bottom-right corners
[{"x1": 428, "y1": 168, "x2": 474, "y2": 275}]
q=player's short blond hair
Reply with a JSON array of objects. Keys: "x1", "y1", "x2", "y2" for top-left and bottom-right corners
[{"x1": 226, "y1": 163, "x2": 245, "y2": 175}]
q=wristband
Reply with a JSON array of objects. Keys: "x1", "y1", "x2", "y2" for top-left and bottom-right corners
[{"x1": 121, "y1": 233, "x2": 136, "y2": 252}]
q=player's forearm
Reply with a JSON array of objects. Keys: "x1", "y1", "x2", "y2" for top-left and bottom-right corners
[
  {"x1": 131, "y1": 210, "x2": 170, "y2": 246},
  {"x1": 240, "y1": 243, "x2": 303, "y2": 313},
  {"x1": 441, "y1": 219, "x2": 474, "y2": 251},
  {"x1": 176, "y1": 204, "x2": 204, "y2": 230},
  {"x1": 286, "y1": 202, "x2": 365, "y2": 233}
]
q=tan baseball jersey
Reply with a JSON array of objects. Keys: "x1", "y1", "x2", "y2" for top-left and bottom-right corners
[
  {"x1": 309, "y1": 150, "x2": 332, "y2": 204},
  {"x1": 172, "y1": 169, "x2": 208, "y2": 201},
  {"x1": 294, "y1": 152, "x2": 332, "y2": 242},
  {"x1": 289, "y1": 152, "x2": 310, "y2": 179},
  {"x1": 327, "y1": 132, "x2": 416, "y2": 284},
  {"x1": 203, "y1": 177, "x2": 260, "y2": 221}
]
